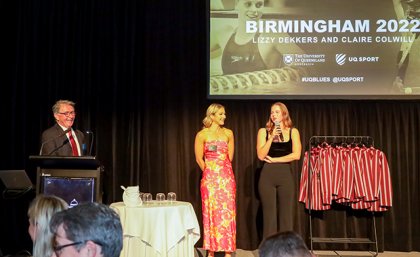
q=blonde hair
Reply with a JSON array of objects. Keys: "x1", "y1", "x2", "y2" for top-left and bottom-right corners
[
  {"x1": 202, "y1": 103, "x2": 225, "y2": 128},
  {"x1": 265, "y1": 102, "x2": 293, "y2": 132},
  {"x1": 28, "y1": 195, "x2": 68, "y2": 257}
]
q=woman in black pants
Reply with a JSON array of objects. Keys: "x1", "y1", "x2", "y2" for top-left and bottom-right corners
[{"x1": 256, "y1": 102, "x2": 302, "y2": 238}]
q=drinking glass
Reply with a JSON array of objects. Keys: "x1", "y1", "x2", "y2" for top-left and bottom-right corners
[
  {"x1": 156, "y1": 193, "x2": 166, "y2": 202},
  {"x1": 142, "y1": 193, "x2": 152, "y2": 203},
  {"x1": 167, "y1": 192, "x2": 176, "y2": 203}
]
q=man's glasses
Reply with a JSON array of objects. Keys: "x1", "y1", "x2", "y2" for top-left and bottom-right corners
[
  {"x1": 58, "y1": 111, "x2": 76, "y2": 117},
  {"x1": 53, "y1": 240, "x2": 103, "y2": 256},
  {"x1": 53, "y1": 241, "x2": 85, "y2": 256}
]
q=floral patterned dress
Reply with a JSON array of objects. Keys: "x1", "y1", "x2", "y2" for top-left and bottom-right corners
[{"x1": 201, "y1": 140, "x2": 236, "y2": 252}]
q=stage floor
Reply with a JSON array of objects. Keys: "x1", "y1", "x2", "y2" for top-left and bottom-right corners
[{"x1": 196, "y1": 248, "x2": 420, "y2": 257}]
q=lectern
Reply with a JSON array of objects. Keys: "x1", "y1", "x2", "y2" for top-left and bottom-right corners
[{"x1": 29, "y1": 156, "x2": 103, "y2": 204}]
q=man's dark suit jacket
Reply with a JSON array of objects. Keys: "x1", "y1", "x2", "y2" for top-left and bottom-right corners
[{"x1": 40, "y1": 123, "x2": 85, "y2": 156}]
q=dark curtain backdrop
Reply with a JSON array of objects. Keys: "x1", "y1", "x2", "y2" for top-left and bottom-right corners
[{"x1": 0, "y1": 0, "x2": 419, "y2": 255}]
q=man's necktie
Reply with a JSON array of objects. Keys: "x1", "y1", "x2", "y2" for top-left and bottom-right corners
[{"x1": 68, "y1": 131, "x2": 79, "y2": 156}]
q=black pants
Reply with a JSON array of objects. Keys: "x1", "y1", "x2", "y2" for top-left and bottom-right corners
[{"x1": 258, "y1": 162, "x2": 295, "y2": 238}]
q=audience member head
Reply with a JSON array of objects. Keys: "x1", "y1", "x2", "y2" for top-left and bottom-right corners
[
  {"x1": 50, "y1": 202, "x2": 123, "y2": 257},
  {"x1": 259, "y1": 231, "x2": 312, "y2": 257},
  {"x1": 27, "y1": 194, "x2": 68, "y2": 257}
]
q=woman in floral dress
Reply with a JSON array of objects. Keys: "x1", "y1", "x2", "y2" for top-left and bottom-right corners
[{"x1": 194, "y1": 103, "x2": 236, "y2": 257}]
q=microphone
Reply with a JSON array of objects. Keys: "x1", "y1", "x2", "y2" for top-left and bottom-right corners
[
  {"x1": 39, "y1": 128, "x2": 71, "y2": 155},
  {"x1": 85, "y1": 130, "x2": 94, "y2": 156},
  {"x1": 274, "y1": 121, "x2": 284, "y2": 142},
  {"x1": 47, "y1": 138, "x2": 70, "y2": 155}
]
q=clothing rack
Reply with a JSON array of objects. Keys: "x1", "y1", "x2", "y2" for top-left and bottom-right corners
[{"x1": 307, "y1": 135, "x2": 378, "y2": 257}]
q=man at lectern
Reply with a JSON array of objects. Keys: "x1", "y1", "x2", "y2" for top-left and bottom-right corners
[{"x1": 40, "y1": 99, "x2": 85, "y2": 156}]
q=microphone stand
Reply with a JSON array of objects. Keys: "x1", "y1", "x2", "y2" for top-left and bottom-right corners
[
  {"x1": 39, "y1": 128, "x2": 71, "y2": 155},
  {"x1": 47, "y1": 139, "x2": 70, "y2": 155},
  {"x1": 86, "y1": 131, "x2": 94, "y2": 156}
]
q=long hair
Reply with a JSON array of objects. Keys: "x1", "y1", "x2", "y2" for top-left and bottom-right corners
[
  {"x1": 28, "y1": 195, "x2": 68, "y2": 257},
  {"x1": 202, "y1": 103, "x2": 225, "y2": 128},
  {"x1": 265, "y1": 102, "x2": 293, "y2": 133}
]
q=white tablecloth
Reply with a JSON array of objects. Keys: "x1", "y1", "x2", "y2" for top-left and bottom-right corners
[{"x1": 110, "y1": 201, "x2": 200, "y2": 257}]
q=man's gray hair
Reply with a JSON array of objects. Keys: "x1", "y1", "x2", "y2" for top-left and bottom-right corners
[
  {"x1": 52, "y1": 100, "x2": 75, "y2": 114},
  {"x1": 50, "y1": 202, "x2": 123, "y2": 257}
]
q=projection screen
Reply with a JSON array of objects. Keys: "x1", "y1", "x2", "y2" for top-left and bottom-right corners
[{"x1": 208, "y1": 0, "x2": 420, "y2": 99}]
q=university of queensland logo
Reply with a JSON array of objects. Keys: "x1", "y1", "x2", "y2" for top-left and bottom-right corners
[
  {"x1": 283, "y1": 54, "x2": 294, "y2": 65},
  {"x1": 336, "y1": 54, "x2": 346, "y2": 65}
]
